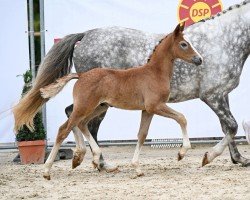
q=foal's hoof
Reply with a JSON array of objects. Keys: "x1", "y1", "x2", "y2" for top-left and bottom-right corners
[
  {"x1": 72, "y1": 149, "x2": 85, "y2": 169},
  {"x1": 72, "y1": 156, "x2": 83, "y2": 169},
  {"x1": 177, "y1": 152, "x2": 184, "y2": 161},
  {"x1": 43, "y1": 174, "x2": 51, "y2": 180},
  {"x1": 202, "y1": 152, "x2": 209, "y2": 167},
  {"x1": 92, "y1": 161, "x2": 98, "y2": 169},
  {"x1": 135, "y1": 168, "x2": 145, "y2": 177},
  {"x1": 130, "y1": 172, "x2": 144, "y2": 179},
  {"x1": 137, "y1": 171, "x2": 145, "y2": 177},
  {"x1": 72, "y1": 159, "x2": 80, "y2": 169},
  {"x1": 103, "y1": 163, "x2": 119, "y2": 173}
]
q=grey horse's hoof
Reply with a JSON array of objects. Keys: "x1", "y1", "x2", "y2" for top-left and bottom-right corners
[
  {"x1": 241, "y1": 161, "x2": 250, "y2": 167},
  {"x1": 92, "y1": 161, "x2": 105, "y2": 172}
]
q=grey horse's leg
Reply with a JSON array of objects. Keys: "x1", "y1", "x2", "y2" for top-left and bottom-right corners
[
  {"x1": 201, "y1": 95, "x2": 250, "y2": 166},
  {"x1": 225, "y1": 96, "x2": 239, "y2": 164},
  {"x1": 65, "y1": 104, "x2": 118, "y2": 171}
]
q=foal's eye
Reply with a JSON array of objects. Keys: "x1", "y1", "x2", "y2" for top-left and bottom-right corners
[{"x1": 179, "y1": 41, "x2": 188, "y2": 50}]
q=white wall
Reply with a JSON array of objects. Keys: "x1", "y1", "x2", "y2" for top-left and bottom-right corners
[
  {"x1": 44, "y1": 0, "x2": 250, "y2": 142},
  {"x1": 0, "y1": 0, "x2": 29, "y2": 143}
]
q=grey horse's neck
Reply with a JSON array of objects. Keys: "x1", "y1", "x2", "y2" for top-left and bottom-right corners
[{"x1": 185, "y1": 0, "x2": 250, "y2": 67}]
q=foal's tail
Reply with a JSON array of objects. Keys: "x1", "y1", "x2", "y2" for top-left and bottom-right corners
[
  {"x1": 13, "y1": 33, "x2": 85, "y2": 132},
  {"x1": 40, "y1": 73, "x2": 79, "y2": 99}
]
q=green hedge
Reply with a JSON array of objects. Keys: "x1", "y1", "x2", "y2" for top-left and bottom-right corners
[{"x1": 16, "y1": 70, "x2": 46, "y2": 142}]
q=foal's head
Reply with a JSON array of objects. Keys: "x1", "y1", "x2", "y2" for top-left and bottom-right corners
[{"x1": 171, "y1": 23, "x2": 202, "y2": 66}]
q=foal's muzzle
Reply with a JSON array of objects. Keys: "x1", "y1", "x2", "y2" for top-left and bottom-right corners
[{"x1": 192, "y1": 56, "x2": 202, "y2": 66}]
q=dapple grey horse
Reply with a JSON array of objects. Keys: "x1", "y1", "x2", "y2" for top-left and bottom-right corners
[{"x1": 41, "y1": 1, "x2": 250, "y2": 170}]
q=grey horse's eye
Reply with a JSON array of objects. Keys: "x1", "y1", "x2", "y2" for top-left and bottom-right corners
[{"x1": 179, "y1": 41, "x2": 188, "y2": 50}]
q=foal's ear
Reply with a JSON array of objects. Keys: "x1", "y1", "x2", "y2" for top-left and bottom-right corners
[
  {"x1": 174, "y1": 22, "x2": 185, "y2": 37},
  {"x1": 180, "y1": 22, "x2": 185, "y2": 32}
]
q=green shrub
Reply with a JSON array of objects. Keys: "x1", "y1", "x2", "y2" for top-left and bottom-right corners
[{"x1": 16, "y1": 70, "x2": 46, "y2": 142}]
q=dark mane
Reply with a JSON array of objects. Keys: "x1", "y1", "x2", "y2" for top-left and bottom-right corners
[
  {"x1": 198, "y1": 0, "x2": 249, "y2": 23},
  {"x1": 147, "y1": 34, "x2": 169, "y2": 63}
]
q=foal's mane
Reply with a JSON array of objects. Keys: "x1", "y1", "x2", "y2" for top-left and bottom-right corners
[
  {"x1": 198, "y1": 0, "x2": 249, "y2": 23},
  {"x1": 147, "y1": 34, "x2": 169, "y2": 63}
]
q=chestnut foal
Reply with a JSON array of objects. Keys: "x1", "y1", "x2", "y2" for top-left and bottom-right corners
[{"x1": 43, "y1": 24, "x2": 202, "y2": 179}]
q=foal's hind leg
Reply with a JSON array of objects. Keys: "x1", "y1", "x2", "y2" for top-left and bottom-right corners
[
  {"x1": 78, "y1": 124, "x2": 103, "y2": 170},
  {"x1": 87, "y1": 112, "x2": 118, "y2": 172},
  {"x1": 71, "y1": 127, "x2": 87, "y2": 169},
  {"x1": 131, "y1": 111, "x2": 153, "y2": 176},
  {"x1": 146, "y1": 103, "x2": 192, "y2": 160},
  {"x1": 43, "y1": 119, "x2": 76, "y2": 180},
  {"x1": 66, "y1": 104, "x2": 117, "y2": 171},
  {"x1": 65, "y1": 105, "x2": 87, "y2": 169},
  {"x1": 75, "y1": 104, "x2": 117, "y2": 172},
  {"x1": 77, "y1": 104, "x2": 118, "y2": 172}
]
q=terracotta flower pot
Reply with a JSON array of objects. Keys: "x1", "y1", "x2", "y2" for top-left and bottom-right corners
[{"x1": 17, "y1": 140, "x2": 46, "y2": 164}]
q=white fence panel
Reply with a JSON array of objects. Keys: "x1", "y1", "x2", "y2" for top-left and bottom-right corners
[{"x1": 0, "y1": 0, "x2": 29, "y2": 143}]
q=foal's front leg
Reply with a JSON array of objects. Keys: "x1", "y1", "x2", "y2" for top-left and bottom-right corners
[
  {"x1": 146, "y1": 103, "x2": 192, "y2": 160},
  {"x1": 131, "y1": 111, "x2": 153, "y2": 176}
]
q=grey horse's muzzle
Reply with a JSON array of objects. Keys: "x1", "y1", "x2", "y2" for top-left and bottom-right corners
[{"x1": 192, "y1": 56, "x2": 202, "y2": 66}]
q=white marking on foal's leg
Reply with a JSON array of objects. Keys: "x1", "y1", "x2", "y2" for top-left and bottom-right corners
[
  {"x1": 202, "y1": 136, "x2": 230, "y2": 166},
  {"x1": 72, "y1": 127, "x2": 87, "y2": 169},
  {"x1": 44, "y1": 143, "x2": 61, "y2": 180},
  {"x1": 43, "y1": 120, "x2": 73, "y2": 180},
  {"x1": 131, "y1": 143, "x2": 144, "y2": 176},
  {"x1": 178, "y1": 126, "x2": 192, "y2": 161},
  {"x1": 131, "y1": 111, "x2": 153, "y2": 176},
  {"x1": 81, "y1": 126, "x2": 102, "y2": 170}
]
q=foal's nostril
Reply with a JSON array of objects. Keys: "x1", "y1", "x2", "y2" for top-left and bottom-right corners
[
  {"x1": 198, "y1": 57, "x2": 202, "y2": 64},
  {"x1": 192, "y1": 56, "x2": 202, "y2": 66}
]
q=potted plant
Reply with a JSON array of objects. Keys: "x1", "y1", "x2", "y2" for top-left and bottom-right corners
[{"x1": 16, "y1": 70, "x2": 46, "y2": 164}]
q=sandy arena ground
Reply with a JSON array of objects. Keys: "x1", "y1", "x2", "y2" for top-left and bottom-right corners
[{"x1": 0, "y1": 144, "x2": 249, "y2": 200}]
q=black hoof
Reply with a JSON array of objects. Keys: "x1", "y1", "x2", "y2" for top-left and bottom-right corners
[
  {"x1": 241, "y1": 162, "x2": 250, "y2": 167},
  {"x1": 231, "y1": 158, "x2": 238, "y2": 164}
]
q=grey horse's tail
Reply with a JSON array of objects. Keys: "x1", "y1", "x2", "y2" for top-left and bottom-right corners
[{"x1": 13, "y1": 33, "x2": 85, "y2": 131}]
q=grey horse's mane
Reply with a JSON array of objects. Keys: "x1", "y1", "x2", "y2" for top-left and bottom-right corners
[
  {"x1": 147, "y1": 1, "x2": 250, "y2": 63},
  {"x1": 198, "y1": 0, "x2": 250, "y2": 23}
]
